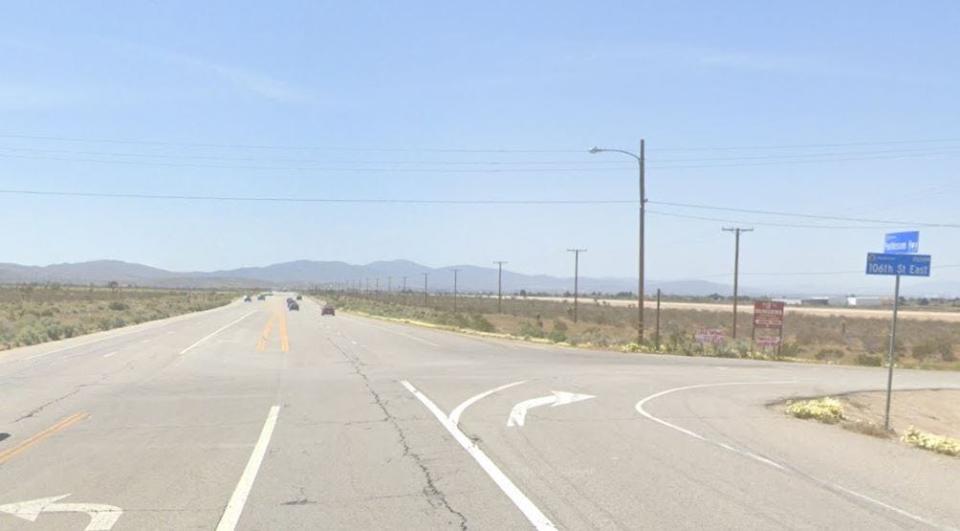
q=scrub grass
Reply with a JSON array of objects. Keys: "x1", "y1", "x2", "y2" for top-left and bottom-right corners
[
  {"x1": 0, "y1": 284, "x2": 237, "y2": 349},
  {"x1": 317, "y1": 292, "x2": 960, "y2": 370},
  {"x1": 901, "y1": 427, "x2": 960, "y2": 457}
]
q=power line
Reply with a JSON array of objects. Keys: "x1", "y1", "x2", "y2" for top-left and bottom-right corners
[
  {"x1": 0, "y1": 153, "x2": 632, "y2": 173},
  {"x1": 1, "y1": 189, "x2": 958, "y2": 229},
  {"x1": 0, "y1": 189, "x2": 636, "y2": 205},
  {"x1": 654, "y1": 138, "x2": 960, "y2": 152},
  {"x1": 648, "y1": 200, "x2": 960, "y2": 228},
  {"x1": 3, "y1": 131, "x2": 960, "y2": 156},
  {"x1": 647, "y1": 210, "x2": 898, "y2": 230}
]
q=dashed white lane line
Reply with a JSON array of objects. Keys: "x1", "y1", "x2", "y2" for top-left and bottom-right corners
[
  {"x1": 180, "y1": 311, "x2": 257, "y2": 355},
  {"x1": 635, "y1": 381, "x2": 954, "y2": 530},
  {"x1": 449, "y1": 381, "x2": 528, "y2": 427},
  {"x1": 102, "y1": 351, "x2": 118, "y2": 358},
  {"x1": 215, "y1": 405, "x2": 281, "y2": 531},
  {"x1": 401, "y1": 380, "x2": 556, "y2": 530}
]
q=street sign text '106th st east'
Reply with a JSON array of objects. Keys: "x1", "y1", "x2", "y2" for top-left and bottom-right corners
[{"x1": 865, "y1": 253, "x2": 931, "y2": 277}]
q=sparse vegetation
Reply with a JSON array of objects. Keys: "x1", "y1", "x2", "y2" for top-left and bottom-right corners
[
  {"x1": 901, "y1": 427, "x2": 960, "y2": 457},
  {"x1": 0, "y1": 284, "x2": 236, "y2": 349},
  {"x1": 317, "y1": 291, "x2": 960, "y2": 370},
  {"x1": 785, "y1": 398, "x2": 845, "y2": 424}
]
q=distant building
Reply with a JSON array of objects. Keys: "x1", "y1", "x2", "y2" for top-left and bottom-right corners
[
  {"x1": 800, "y1": 296, "x2": 830, "y2": 306},
  {"x1": 773, "y1": 298, "x2": 802, "y2": 306},
  {"x1": 847, "y1": 296, "x2": 883, "y2": 307}
]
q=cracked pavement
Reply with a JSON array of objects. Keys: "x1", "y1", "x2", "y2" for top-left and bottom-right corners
[{"x1": 0, "y1": 294, "x2": 958, "y2": 529}]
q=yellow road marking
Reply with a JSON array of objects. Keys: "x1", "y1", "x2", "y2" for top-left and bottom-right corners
[
  {"x1": 279, "y1": 303, "x2": 290, "y2": 352},
  {"x1": 256, "y1": 314, "x2": 276, "y2": 352},
  {"x1": 0, "y1": 412, "x2": 90, "y2": 464}
]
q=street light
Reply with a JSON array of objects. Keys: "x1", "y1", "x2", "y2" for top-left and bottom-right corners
[{"x1": 589, "y1": 140, "x2": 646, "y2": 344}]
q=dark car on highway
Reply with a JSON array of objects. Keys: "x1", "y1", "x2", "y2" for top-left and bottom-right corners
[
  {"x1": 296, "y1": 294, "x2": 302, "y2": 300},
  {"x1": 243, "y1": 295, "x2": 252, "y2": 302},
  {"x1": 288, "y1": 300, "x2": 299, "y2": 311},
  {"x1": 321, "y1": 305, "x2": 335, "y2": 316},
  {"x1": 257, "y1": 294, "x2": 266, "y2": 301}
]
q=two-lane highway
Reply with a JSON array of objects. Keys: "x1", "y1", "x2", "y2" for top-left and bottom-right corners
[{"x1": 1, "y1": 295, "x2": 958, "y2": 529}]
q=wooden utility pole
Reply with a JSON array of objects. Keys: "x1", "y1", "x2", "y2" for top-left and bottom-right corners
[
  {"x1": 722, "y1": 227, "x2": 753, "y2": 339},
  {"x1": 567, "y1": 249, "x2": 587, "y2": 322}
]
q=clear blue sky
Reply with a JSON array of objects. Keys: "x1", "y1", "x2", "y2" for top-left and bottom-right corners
[{"x1": 1, "y1": 1, "x2": 958, "y2": 294}]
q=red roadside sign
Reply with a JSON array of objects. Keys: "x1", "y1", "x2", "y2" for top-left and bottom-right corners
[{"x1": 753, "y1": 301, "x2": 785, "y2": 328}]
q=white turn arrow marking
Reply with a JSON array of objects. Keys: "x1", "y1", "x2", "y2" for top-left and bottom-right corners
[
  {"x1": 507, "y1": 391, "x2": 595, "y2": 427},
  {"x1": 0, "y1": 494, "x2": 122, "y2": 530}
]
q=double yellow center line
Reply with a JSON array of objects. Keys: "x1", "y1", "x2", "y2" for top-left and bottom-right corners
[
  {"x1": 255, "y1": 300, "x2": 289, "y2": 352},
  {"x1": 0, "y1": 411, "x2": 89, "y2": 465}
]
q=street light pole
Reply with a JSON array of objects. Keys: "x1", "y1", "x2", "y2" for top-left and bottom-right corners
[
  {"x1": 722, "y1": 227, "x2": 753, "y2": 339},
  {"x1": 567, "y1": 249, "x2": 586, "y2": 322},
  {"x1": 590, "y1": 141, "x2": 646, "y2": 344},
  {"x1": 493, "y1": 261, "x2": 507, "y2": 313}
]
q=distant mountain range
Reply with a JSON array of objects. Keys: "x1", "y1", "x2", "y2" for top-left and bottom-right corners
[
  {"x1": 0, "y1": 259, "x2": 731, "y2": 296},
  {"x1": 1, "y1": 259, "x2": 956, "y2": 297}
]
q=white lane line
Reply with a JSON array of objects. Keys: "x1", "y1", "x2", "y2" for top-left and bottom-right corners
[
  {"x1": 180, "y1": 311, "x2": 256, "y2": 355},
  {"x1": 401, "y1": 380, "x2": 556, "y2": 530},
  {"x1": 636, "y1": 381, "x2": 954, "y2": 530},
  {"x1": 102, "y1": 351, "x2": 118, "y2": 358},
  {"x1": 636, "y1": 381, "x2": 794, "y2": 471},
  {"x1": 215, "y1": 405, "x2": 281, "y2": 531},
  {"x1": 450, "y1": 381, "x2": 527, "y2": 426},
  {"x1": 9, "y1": 302, "x2": 241, "y2": 363}
]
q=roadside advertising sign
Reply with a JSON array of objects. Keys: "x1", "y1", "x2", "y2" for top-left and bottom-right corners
[
  {"x1": 694, "y1": 328, "x2": 725, "y2": 345},
  {"x1": 753, "y1": 301, "x2": 785, "y2": 328}
]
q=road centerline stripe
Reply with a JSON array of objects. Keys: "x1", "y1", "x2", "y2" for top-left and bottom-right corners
[
  {"x1": 180, "y1": 311, "x2": 256, "y2": 355},
  {"x1": 401, "y1": 380, "x2": 556, "y2": 530},
  {"x1": 215, "y1": 405, "x2": 281, "y2": 531},
  {"x1": 0, "y1": 412, "x2": 90, "y2": 465}
]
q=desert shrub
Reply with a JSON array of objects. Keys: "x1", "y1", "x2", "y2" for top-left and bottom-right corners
[
  {"x1": 786, "y1": 397, "x2": 844, "y2": 423},
  {"x1": 547, "y1": 330, "x2": 567, "y2": 343},
  {"x1": 815, "y1": 348, "x2": 844, "y2": 361},
  {"x1": 467, "y1": 314, "x2": 495, "y2": 332},
  {"x1": 518, "y1": 321, "x2": 544, "y2": 339},
  {"x1": 855, "y1": 354, "x2": 882, "y2": 367},
  {"x1": 108, "y1": 301, "x2": 130, "y2": 311},
  {"x1": 552, "y1": 319, "x2": 568, "y2": 332},
  {"x1": 901, "y1": 427, "x2": 960, "y2": 457}
]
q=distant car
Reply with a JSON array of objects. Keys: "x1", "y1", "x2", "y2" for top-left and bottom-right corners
[
  {"x1": 321, "y1": 305, "x2": 335, "y2": 316},
  {"x1": 243, "y1": 295, "x2": 252, "y2": 302},
  {"x1": 257, "y1": 294, "x2": 266, "y2": 301},
  {"x1": 296, "y1": 294, "x2": 302, "y2": 300},
  {"x1": 288, "y1": 301, "x2": 299, "y2": 311}
]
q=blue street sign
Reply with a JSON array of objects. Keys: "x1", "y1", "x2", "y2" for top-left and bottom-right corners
[
  {"x1": 865, "y1": 253, "x2": 931, "y2": 277},
  {"x1": 884, "y1": 231, "x2": 919, "y2": 254}
]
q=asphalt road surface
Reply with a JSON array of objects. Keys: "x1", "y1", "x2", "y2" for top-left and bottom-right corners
[{"x1": 1, "y1": 295, "x2": 958, "y2": 530}]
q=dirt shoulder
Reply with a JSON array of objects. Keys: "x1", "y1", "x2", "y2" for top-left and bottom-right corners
[{"x1": 839, "y1": 389, "x2": 960, "y2": 439}]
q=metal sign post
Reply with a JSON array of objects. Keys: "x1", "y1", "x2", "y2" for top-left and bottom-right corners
[
  {"x1": 865, "y1": 240, "x2": 931, "y2": 431},
  {"x1": 884, "y1": 274, "x2": 901, "y2": 431}
]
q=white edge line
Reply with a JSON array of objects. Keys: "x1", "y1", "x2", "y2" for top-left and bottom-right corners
[
  {"x1": 215, "y1": 405, "x2": 281, "y2": 531},
  {"x1": 635, "y1": 381, "x2": 953, "y2": 530},
  {"x1": 449, "y1": 381, "x2": 528, "y2": 426},
  {"x1": 180, "y1": 311, "x2": 257, "y2": 355},
  {"x1": 401, "y1": 380, "x2": 556, "y2": 531},
  {"x1": 12, "y1": 300, "x2": 241, "y2": 362}
]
